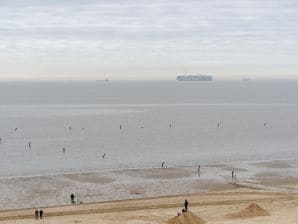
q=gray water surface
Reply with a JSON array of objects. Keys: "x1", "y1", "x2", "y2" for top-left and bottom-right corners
[{"x1": 0, "y1": 81, "x2": 298, "y2": 177}]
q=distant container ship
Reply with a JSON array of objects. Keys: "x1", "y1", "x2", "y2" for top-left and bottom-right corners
[{"x1": 176, "y1": 74, "x2": 212, "y2": 81}]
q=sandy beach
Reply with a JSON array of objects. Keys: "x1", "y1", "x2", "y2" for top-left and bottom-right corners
[
  {"x1": 0, "y1": 159, "x2": 298, "y2": 223},
  {"x1": 0, "y1": 188, "x2": 297, "y2": 224},
  {"x1": 1, "y1": 159, "x2": 298, "y2": 210}
]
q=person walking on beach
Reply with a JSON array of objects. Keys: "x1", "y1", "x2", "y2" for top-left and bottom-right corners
[
  {"x1": 39, "y1": 210, "x2": 43, "y2": 219},
  {"x1": 184, "y1": 199, "x2": 189, "y2": 211},
  {"x1": 197, "y1": 165, "x2": 201, "y2": 176},
  {"x1": 232, "y1": 170, "x2": 235, "y2": 179},
  {"x1": 71, "y1": 194, "x2": 75, "y2": 204},
  {"x1": 35, "y1": 210, "x2": 39, "y2": 220}
]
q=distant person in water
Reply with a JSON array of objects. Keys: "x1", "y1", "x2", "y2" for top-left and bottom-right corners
[
  {"x1": 63, "y1": 147, "x2": 65, "y2": 153},
  {"x1": 184, "y1": 199, "x2": 189, "y2": 211},
  {"x1": 232, "y1": 170, "x2": 235, "y2": 179},
  {"x1": 217, "y1": 122, "x2": 220, "y2": 127},
  {"x1": 197, "y1": 165, "x2": 201, "y2": 176},
  {"x1": 0, "y1": 137, "x2": 1, "y2": 143},
  {"x1": 69, "y1": 126, "x2": 72, "y2": 131},
  {"x1": 102, "y1": 153, "x2": 106, "y2": 159},
  {"x1": 161, "y1": 161, "x2": 165, "y2": 168},
  {"x1": 264, "y1": 122, "x2": 266, "y2": 126},
  {"x1": 39, "y1": 210, "x2": 43, "y2": 219},
  {"x1": 15, "y1": 128, "x2": 17, "y2": 132},
  {"x1": 169, "y1": 123, "x2": 172, "y2": 128},
  {"x1": 120, "y1": 125, "x2": 122, "y2": 130},
  {"x1": 28, "y1": 141, "x2": 31, "y2": 148}
]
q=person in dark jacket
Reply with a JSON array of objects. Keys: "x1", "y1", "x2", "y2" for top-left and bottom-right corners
[
  {"x1": 184, "y1": 199, "x2": 189, "y2": 211},
  {"x1": 39, "y1": 210, "x2": 43, "y2": 219},
  {"x1": 71, "y1": 193, "x2": 75, "y2": 204},
  {"x1": 35, "y1": 210, "x2": 39, "y2": 220}
]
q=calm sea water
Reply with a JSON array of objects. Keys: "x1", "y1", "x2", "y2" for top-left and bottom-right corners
[{"x1": 0, "y1": 81, "x2": 298, "y2": 177}]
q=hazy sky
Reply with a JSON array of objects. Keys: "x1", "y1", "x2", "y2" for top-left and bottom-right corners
[{"x1": 0, "y1": 0, "x2": 297, "y2": 81}]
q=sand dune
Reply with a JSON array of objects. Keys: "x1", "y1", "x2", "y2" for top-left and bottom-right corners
[
  {"x1": 168, "y1": 212, "x2": 206, "y2": 224},
  {"x1": 227, "y1": 203, "x2": 270, "y2": 219}
]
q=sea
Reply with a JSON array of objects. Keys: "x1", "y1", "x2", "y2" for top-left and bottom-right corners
[{"x1": 1, "y1": 81, "x2": 298, "y2": 178}]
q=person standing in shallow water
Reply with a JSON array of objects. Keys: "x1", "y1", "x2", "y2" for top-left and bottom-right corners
[{"x1": 161, "y1": 161, "x2": 165, "y2": 168}]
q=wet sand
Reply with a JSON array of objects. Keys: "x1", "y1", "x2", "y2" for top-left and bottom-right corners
[{"x1": 1, "y1": 159, "x2": 298, "y2": 210}]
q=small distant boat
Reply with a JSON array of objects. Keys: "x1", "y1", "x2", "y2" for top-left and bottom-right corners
[{"x1": 176, "y1": 74, "x2": 212, "y2": 81}]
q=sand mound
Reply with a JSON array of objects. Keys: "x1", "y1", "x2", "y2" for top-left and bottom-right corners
[
  {"x1": 168, "y1": 212, "x2": 206, "y2": 224},
  {"x1": 228, "y1": 203, "x2": 270, "y2": 219}
]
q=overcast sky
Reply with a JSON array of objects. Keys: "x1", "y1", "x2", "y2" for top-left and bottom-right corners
[{"x1": 0, "y1": 0, "x2": 297, "y2": 81}]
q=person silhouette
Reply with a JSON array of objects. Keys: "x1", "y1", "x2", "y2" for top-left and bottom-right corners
[
  {"x1": 39, "y1": 210, "x2": 43, "y2": 219},
  {"x1": 184, "y1": 200, "x2": 189, "y2": 211},
  {"x1": 71, "y1": 194, "x2": 75, "y2": 204},
  {"x1": 35, "y1": 210, "x2": 39, "y2": 220}
]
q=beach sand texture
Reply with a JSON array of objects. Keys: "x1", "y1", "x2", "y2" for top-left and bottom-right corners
[{"x1": 0, "y1": 189, "x2": 297, "y2": 224}]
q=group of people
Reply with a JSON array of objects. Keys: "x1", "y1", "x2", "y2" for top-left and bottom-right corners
[{"x1": 34, "y1": 209, "x2": 44, "y2": 220}]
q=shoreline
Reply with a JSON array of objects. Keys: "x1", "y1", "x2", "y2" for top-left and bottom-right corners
[
  {"x1": 0, "y1": 158, "x2": 298, "y2": 211},
  {"x1": 1, "y1": 157, "x2": 298, "y2": 180}
]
